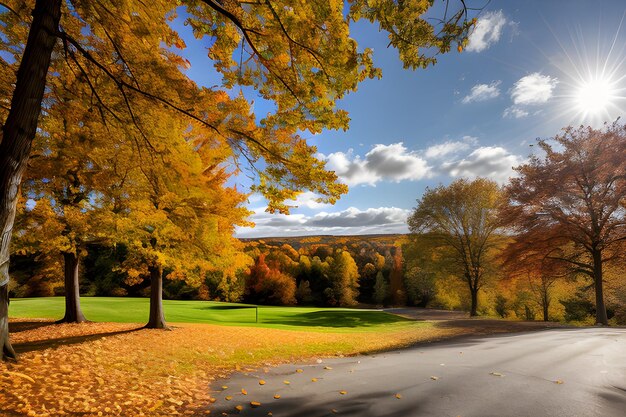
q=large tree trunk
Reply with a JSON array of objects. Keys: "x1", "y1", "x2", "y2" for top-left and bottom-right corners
[
  {"x1": 145, "y1": 265, "x2": 168, "y2": 329},
  {"x1": 592, "y1": 250, "x2": 608, "y2": 325},
  {"x1": 58, "y1": 252, "x2": 87, "y2": 323},
  {"x1": 0, "y1": 0, "x2": 61, "y2": 362},
  {"x1": 1, "y1": 285, "x2": 16, "y2": 360}
]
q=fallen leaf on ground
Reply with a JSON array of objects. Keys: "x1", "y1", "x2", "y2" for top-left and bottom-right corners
[
  {"x1": 250, "y1": 401, "x2": 261, "y2": 407},
  {"x1": 395, "y1": 393, "x2": 402, "y2": 399},
  {"x1": 241, "y1": 388, "x2": 247, "y2": 395},
  {"x1": 273, "y1": 394, "x2": 281, "y2": 399},
  {"x1": 430, "y1": 376, "x2": 439, "y2": 380},
  {"x1": 339, "y1": 390, "x2": 347, "y2": 395},
  {"x1": 259, "y1": 380, "x2": 266, "y2": 385},
  {"x1": 149, "y1": 400, "x2": 163, "y2": 411},
  {"x1": 283, "y1": 380, "x2": 290, "y2": 385},
  {"x1": 296, "y1": 369, "x2": 303, "y2": 373},
  {"x1": 489, "y1": 372, "x2": 504, "y2": 377},
  {"x1": 3, "y1": 372, "x2": 35, "y2": 384},
  {"x1": 225, "y1": 396, "x2": 233, "y2": 401},
  {"x1": 311, "y1": 378, "x2": 317, "y2": 382},
  {"x1": 555, "y1": 380, "x2": 564, "y2": 384},
  {"x1": 324, "y1": 366, "x2": 333, "y2": 370},
  {"x1": 235, "y1": 405, "x2": 243, "y2": 411}
]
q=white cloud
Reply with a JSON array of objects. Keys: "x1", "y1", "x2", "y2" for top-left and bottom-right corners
[
  {"x1": 503, "y1": 106, "x2": 529, "y2": 119},
  {"x1": 462, "y1": 81, "x2": 501, "y2": 103},
  {"x1": 466, "y1": 10, "x2": 507, "y2": 52},
  {"x1": 425, "y1": 136, "x2": 477, "y2": 158},
  {"x1": 323, "y1": 143, "x2": 431, "y2": 186},
  {"x1": 236, "y1": 206, "x2": 410, "y2": 237},
  {"x1": 511, "y1": 73, "x2": 558, "y2": 105},
  {"x1": 285, "y1": 191, "x2": 331, "y2": 210},
  {"x1": 440, "y1": 146, "x2": 524, "y2": 184}
]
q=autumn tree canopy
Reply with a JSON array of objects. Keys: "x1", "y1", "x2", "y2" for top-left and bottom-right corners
[{"x1": 503, "y1": 123, "x2": 626, "y2": 325}]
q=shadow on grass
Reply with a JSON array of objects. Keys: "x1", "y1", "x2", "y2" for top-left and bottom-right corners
[
  {"x1": 9, "y1": 320, "x2": 53, "y2": 333},
  {"x1": 260, "y1": 310, "x2": 413, "y2": 328},
  {"x1": 13, "y1": 326, "x2": 144, "y2": 354}
]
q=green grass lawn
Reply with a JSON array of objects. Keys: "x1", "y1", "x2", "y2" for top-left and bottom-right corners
[{"x1": 9, "y1": 296, "x2": 417, "y2": 332}]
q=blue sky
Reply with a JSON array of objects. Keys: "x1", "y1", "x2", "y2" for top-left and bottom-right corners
[{"x1": 177, "y1": 1, "x2": 626, "y2": 237}]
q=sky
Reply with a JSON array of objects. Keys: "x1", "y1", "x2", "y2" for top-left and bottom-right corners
[{"x1": 176, "y1": 0, "x2": 626, "y2": 238}]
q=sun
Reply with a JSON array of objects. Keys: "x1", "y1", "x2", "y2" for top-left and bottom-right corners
[
  {"x1": 573, "y1": 76, "x2": 617, "y2": 117},
  {"x1": 542, "y1": 17, "x2": 626, "y2": 126}
]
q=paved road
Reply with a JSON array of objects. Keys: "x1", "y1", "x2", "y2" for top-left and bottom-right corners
[{"x1": 208, "y1": 328, "x2": 626, "y2": 417}]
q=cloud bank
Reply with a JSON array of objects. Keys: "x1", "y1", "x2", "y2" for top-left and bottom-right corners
[
  {"x1": 236, "y1": 206, "x2": 410, "y2": 238},
  {"x1": 440, "y1": 146, "x2": 523, "y2": 184},
  {"x1": 322, "y1": 143, "x2": 431, "y2": 186}
]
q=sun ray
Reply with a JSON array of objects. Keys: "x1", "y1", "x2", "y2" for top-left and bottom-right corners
[{"x1": 545, "y1": 12, "x2": 626, "y2": 126}]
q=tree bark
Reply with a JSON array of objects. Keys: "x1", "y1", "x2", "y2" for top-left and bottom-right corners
[
  {"x1": 0, "y1": 0, "x2": 61, "y2": 362},
  {"x1": 592, "y1": 250, "x2": 608, "y2": 325},
  {"x1": 469, "y1": 286, "x2": 478, "y2": 317},
  {"x1": 1, "y1": 285, "x2": 16, "y2": 361},
  {"x1": 145, "y1": 265, "x2": 168, "y2": 329},
  {"x1": 542, "y1": 296, "x2": 549, "y2": 322},
  {"x1": 58, "y1": 252, "x2": 87, "y2": 323}
]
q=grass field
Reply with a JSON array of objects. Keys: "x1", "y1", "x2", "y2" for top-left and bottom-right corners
[{"x1": 9, "y1": 296, "x2": 414, "y2": 332}]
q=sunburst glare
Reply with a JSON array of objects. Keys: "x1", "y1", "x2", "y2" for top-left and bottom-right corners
[
  {"x1": 574, "y1": 77, "x2": 618, "y2": 117},
  {"x1": 545, "y1": 14, "x2": 626, "y2": 126}
]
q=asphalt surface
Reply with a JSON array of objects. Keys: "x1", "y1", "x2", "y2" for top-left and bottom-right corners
[{"x1": 208, "y1": 328, "x2": 626, "y2": 417}]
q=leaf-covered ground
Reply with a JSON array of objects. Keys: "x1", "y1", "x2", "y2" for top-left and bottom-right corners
[{"x1": 0, "y1": 318, "x2": 561, "y2": 416}]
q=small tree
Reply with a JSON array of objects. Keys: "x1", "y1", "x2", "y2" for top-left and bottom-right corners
[
  {"x1": 494, "y1": 294, "x2": 509, "y2": 318},
  {"x1": 328, "y1": 250, "x2": 360, "y2": 307},
  {"x1": 246, "y1": 254, "x2": 296, "y2": 306},
  {"x1": 373, "y1": 271, "x2": 388, "y2": 306}
]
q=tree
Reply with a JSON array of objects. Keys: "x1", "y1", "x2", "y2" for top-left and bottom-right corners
[
  {"x1": 1, "y1": 0, "x2": 473, "y2": 360},
  {"x1": 358, "y1": 262, "x2": 377, "y2": 303},
  {"x1": 402, "y1": 234, "x2": 441, "y2": 307},
  {"x1": 501, "y1": 238, "x2": 569, "y2": 322},
  {"x1": 14, "y1": 66, "x2": 131, "y2": 323},
  {"x1": 246, "y1": 254, "x2": 296, "y2": 306},
  {"x1": 388, "y1": 246, "x2": 406, "y2": 306},
  {"x1": 328, "y1": 250, "x2": 360, "y2": 307},
  {"x1": 408, "y1": 178, "x2": 505, "y2": 316},
  {"x1": 504, "y1": 123, "x2": 626, "y2": 325},
  {"x1": 373, "y1": 271, "x2": 388, "y2": 306},
  {"x1": 114, "y1": 109, "x2": 251, "y2": 328},
  {"x1": 0, "y1": 0, "x2": 61, "y2": 361}
]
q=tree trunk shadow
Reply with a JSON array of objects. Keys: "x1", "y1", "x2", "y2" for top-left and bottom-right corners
[
  {"x1": 8, "y1": 320, "x2": 55, "y2": 333},
  {"x1": 12, "y1": 326, "x2": 144, "y2": 354}
]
